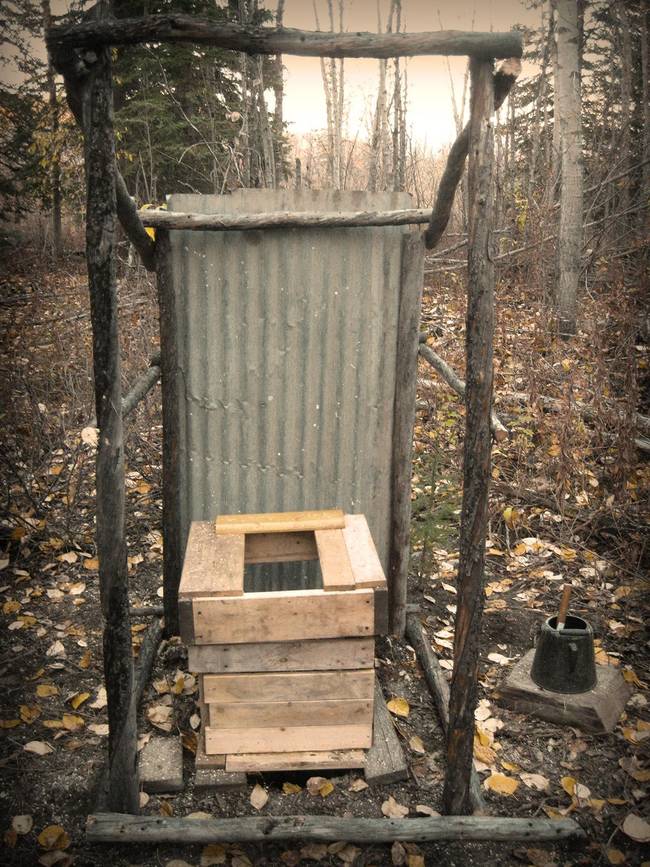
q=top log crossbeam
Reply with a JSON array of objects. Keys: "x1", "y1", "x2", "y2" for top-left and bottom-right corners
[{"x1": 46, "y1": 17, "x2": 523, "y2": 60}]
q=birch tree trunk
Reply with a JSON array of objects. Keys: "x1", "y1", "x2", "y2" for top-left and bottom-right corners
[
  {"x1": 42, "y1": 0, "x2": 62, "y2": 257},
  {"x1": 554, "y1": 0, "x2": 583, "y2": 337}
]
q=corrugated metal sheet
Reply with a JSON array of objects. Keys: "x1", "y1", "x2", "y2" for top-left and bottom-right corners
[{"x1": 167, "y1": 190, "x2": 412, "y2": 590}]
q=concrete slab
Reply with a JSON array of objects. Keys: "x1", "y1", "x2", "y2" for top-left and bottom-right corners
[
  {"x1": 494, "y1": 649, "x2": 631, "y2": 733},
  {"x1": 194, "y1": 767, "x2": 247, "y2": 792},
  {"x1": 139, "y1": 736, "x2": 183, "y2": 793}
]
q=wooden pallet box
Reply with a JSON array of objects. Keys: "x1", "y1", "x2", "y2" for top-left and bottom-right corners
[{"x1": 178, "y1": 510, "x2": 388, "y2": 760}]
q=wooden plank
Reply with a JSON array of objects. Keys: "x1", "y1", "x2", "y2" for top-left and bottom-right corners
[
  {"x1": 225, "y1": 749, "x2": 366, "y2": 773},
  {"x1": 207, "y1": 699, "x2": 373, "y2": 729},
  {"x1": 364, "y1": 680, "x2": 408, "y2": 785},
  {"x1": 194, "y1": 767, "x2": 247, "y2": 792},
  {"x1": 343, "y1": 515, "x2": 386, "y2": 589},
  {"x1": 215, "y1": 509, "x2": 345, "y2": 535},
  {"x1": 315, "y1": 529, "x2": 355, "y2": 591},
  {"x1": 86, "y1": 814, "x2": 586, "y2": 846},
  {"x1": 202, "y1": 669, "x2": 375, "y2": 704},
  {"x1": 244, "y1": 531, "x2": 317, "y2": 564},
  {"x1": 190, "y1": 588, "x2": 373, "y2": 645},
  {"x1": 373, "y1": 587, "x2": 389, "y2": 635},
  {"x1": 178, "y1": 522, "x2": 244, "y2": 599},
  {"x1": 178, "y1": 599, "x2": 195, "y2": 645},
  {"x1": 205, "y1": 724, "x2": 372, "y2": 755},
  {"x1": 188, "y1": 637, "x2": 375, "y2": 674}
]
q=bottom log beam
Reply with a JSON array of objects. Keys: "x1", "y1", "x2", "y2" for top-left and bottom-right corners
[{"x1": 86, "y1": 813, "x2": 584, "y2": 845}]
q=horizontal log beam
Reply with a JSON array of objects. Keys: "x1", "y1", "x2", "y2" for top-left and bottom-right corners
[
  {"x1": 86, "y1": 813, "x2": 584, "y2": 844},
  {"x1": 47, "y1": 18, "x2": 523, "y2": 59},
  {"x1": 139, "y1": 208, "x2": 431, "y2": 231}
]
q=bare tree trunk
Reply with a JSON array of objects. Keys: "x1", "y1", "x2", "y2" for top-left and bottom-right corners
[
  {"x1": 368, "y1": 1, "x2": 387, "y2": 194},
  {"x1": 547, "y1": 1, "x2": 561, "y2": 206},
  {"x1": 273, "y1": 0, "x2": 285, "y2": 184},
  {"x1": 554, "y1": 0, "x2": 583, "y2": 336},
  {"x1": 642, "y1": 1, "x2": 650, "y2": 233},
  {"x1": 617, "y1": 0, "x2": 632, "y2": 235},
  {"x1": 42, "y1": 0, "x2": 62, "y2": 257},
  {"x1": 83, "y1": 2, "x2": 138, "y2": 814},
  {"x1": 443, "y1": 57, "x2": 495, "y2": 817}
]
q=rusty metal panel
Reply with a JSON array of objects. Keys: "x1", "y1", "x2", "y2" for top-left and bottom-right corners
[{"x1": 167, "y1": 190, "x2": 413, "y2": 590}]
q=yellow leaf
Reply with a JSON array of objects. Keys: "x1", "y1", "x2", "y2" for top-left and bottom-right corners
[
  {"x1": 561, "y1": 776, "x2": 576, "y2": 797},
  {"x1": 500, "y1": 761, "x2": 521, "y2": 773},
  {"x1": 83, "y1": 557, "x2": 99, "y2": 571},
  {"x1": 281, "y1": 782, "x2": 301, "y2": 795},
  {"x1": 483, "y1": 773, "x2": 519, "y2": 796},
  {"x1": 79, "y1": 650, "x2": 91, "y2": 669},
  {"x1": 28, "y1": 668, "x2": 45, "y2": 681},
  {"x1": 512, "y1": 542, "x2": 528, "y2": 556},
  {"x1": 386, "y1": 697, "x2": 410, "y2": 718},
  {"x1": 42, "y1": 720, "x2": 64, "y2": 729},
  {"x1": 69, "y1": 692, "x2": 90, "y2": 710},
  {"x1": 623, "y1": 668, "x2": 646, "y2": 687},
  {"x1": 542, "y1": 805, "x2": 566, "y2": 820},
  {"x1": 20, "y1": 705, "x2": 41, "y2": 724},
  {"x1": 181, "y1": 731, "x2": 197, "y2": 754},
  {"x1": 3, "y1": 600, "x2": 21, "y2": 615},
  {"x1": 201, "y1": 843, "x2": 227, "y2": 865},
  {"x1": 606, "y1": 849, "x2": 626, "y2": 865},
  {"x1": 37, "y1": 824, "x2": 70, "y2": 850},
  {"x1": 62, "y1": 713, "x2": 84, "y2": 731},
  {"x1": 159, "y1": 800, "x2": 174, "y2": 817},
  {"x1": 473, "y1": 740, "x2": 496, "y2": 765},
  {"x1": 409, "y1": 735, "x2": 426, "y2": 754},
  {"x1": 547, "y1": 443, "x2": 561, "y2": 457},
  {"x1": 318, "y1": 780, "x2": 334, "y2": 797},
  {"x1": 0, "y1": 719, "x2": 20, "y2": 729},
  {"x1": 49, "y1": 465, "x2": 63, "y2": 476},
  {"x1": 36, "y1": 684, "x2": 59, "y2": 698},
  {"x1": 560, "y1": 547, "x2": 577, "y2": 561},
  {"x1": 502, "y1": 506, "x2": 521, "y2": 529}
]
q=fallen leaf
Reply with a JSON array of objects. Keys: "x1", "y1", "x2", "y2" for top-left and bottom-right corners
[
  {"x1": 3, "y1": 600, "x2": 21, "y2": 615},
  {"x1": 139, "y1": 791, "x2": 150, "y2": 808},
  {"x1": 81, "y1": 426, "x2": 98, "y2": 447},
  {"x1": 37, "y1": 825, "x2": 70, "y2": 850},
  {"x1": 349, "y1": 778, "x2": 368, "y2": 792},
  {"x1": 181, "y1": 731, "x2": 197, "y2": 754},
  {"x1": 250, "y1": 783, "x2": 268, "y2": 810},
  {"x1": 282, "y1": 782, "x2": 301, "y2": 794},
  {"x1": 622, "y1": 813, "x2": 650, "y2": 843},
  {"x1": 619, "y1": 756, "x2": 650, "y2": 782},
  {"x1": 391, "y1": 841, "x2": 407, "y2": 866},
  {"x1": 38, "y1": 853, "x2": 73, "y2": 867},
  {"x1": 42, "y1": 720, "x2": 64, "y2": 729},
  {"x1": 606, "y1": 849, "x2": 626, "y2": 865},
  {"x1": 415, "y1": 804, "x2": 440, "y2": 816},
  {"x1": 201, "y1": 843, "x2": 227, "y2": 865},
  {"x1": 306, "y1": 776, "x2": 335, "y2": 797},
  {"x1": 487, "y1": 652, "x2": 514, "y2": 666},
  {"x1": 407, "y1": 856, "x2": 425, "y2": 867},
  {"x1": 20, "y1": 704, "x2": 41, "y2": 723},
  {"x1": 0, "y1": 719, "x2": 20, "y2": 728},
  {"x1": 159, "y1": 800, "x2": 174, "y2": 817},
  {"x1": 67, "y1": 582, "x2": 86, "y2": 596},
  {"x1": 69, "y1": 692, "x2": 90, "y2": 710},
  {"x1": 57, "y1": 552, "x2": 78, "y2": 564},
  {"x1": 520, "y1": 772, "x2": 550, "y2": 792},
  {"x1": 483, "y1": 773, "x2": 519, "y2": 796},
  {"x1": 62, "y1": 713, "x2": 84, "y2": 731},
  {"x1": 335, "y1": 844, "x2": 360, "y2": 864},
  {"x1": 409, "y1": 734, "x2": 426, "y2": 754},
  {"x1": 79, "y1": 650, "x2": 91, "y2": 669},
  {"x1": 12, "y1": 815, "x2": 33, "y2": 834},
  {"x1": 88, "y1": 723, "x2": 109, "y2": 736},
  {"x1": 24, "y1": 741, "x2": 54, "y2": 755},
  {"x1": 381, "y1": 795, "x2": 409, "y2": 818},
  {"x1": 623, "y1": 669, "x2": 646, "y2": 688},
  {"x1": 90, "y1": 687, "x2": 107, "y2": 710},
  {"x1": 386, "y1": 697, "x2": 410, "y2": 718},
  {"x1": 83, "y1": 557, "x2": 99, "y2": 571},
  {"x1": 165, "y1": 861, "x2": 192, "y2": 867},
  {"x1": 146, "y1": 704, "x2": 173, "y2": 732},
  {"x1": 36, "y1": 684, "x2": 59, "y2": 698},
  {"x1": 46, "y1": 641, "x2": 65, "y2": 658}
]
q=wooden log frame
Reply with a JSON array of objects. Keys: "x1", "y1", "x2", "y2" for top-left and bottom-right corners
[
  {"x1": 389, "y1": 234, "x2": 425, "y2": 636},
  {"x1": 47, "y1": 17, "x2": 523, "y2": 60},
  {"x1": 86, "y1": 813, "x2": 584, "y2": 845},
  {"x1": 444, "y1": 59, "x2": 496, "y2": 816},
  {"x1": 82, "y1": 6, "x2": 138, "y2": 815}
]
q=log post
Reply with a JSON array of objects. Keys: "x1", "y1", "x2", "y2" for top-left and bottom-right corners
[
  {"x1": 443, "y1": 57, "x2": 495, "y2": 816},
  {"x1": 389, "y1": 233, "x2": 425, "y2": 636},
  {"x1": 155, "y1": 229, "x2": 183, "y2": 637},
  {"x1": 83, "y1": 7, "x2": 138, "y2": 814}
]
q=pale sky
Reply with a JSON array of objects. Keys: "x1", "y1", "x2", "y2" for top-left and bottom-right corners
[{"x1": 7, "y1": 0, "x2": 538, "y2": 152}]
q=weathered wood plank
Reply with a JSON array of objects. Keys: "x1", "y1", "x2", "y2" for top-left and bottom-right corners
[
  {"x1": 190, "y1": 588, "x2": 374, "y2": 644},
  {"x1": 215, "y1": 509, "x2": 344, "y2": 535},
  {"x1": 179, "y1": 522, "x2": 245, "y2": 599},
  {"x1": 87, "y1": 814, "x2": 584, "y2": 845},
  {"x1": 205, "y1": 724, "x2": 372, "y2": 755},
  {"x1": 244, "y1": 531, "x2": 318, "y2": 564},
  {"x1": 364, "y1": 680, "x2": 408, "y2": 785},
  {"x1": 207, "y1": 698, "x2": 373, "y2": 729},
  {"x1": 343, "y1": 515, "x2": 386, "y2": 589},
  {"x1": 225, "y1": 749, "x2": 366, "y2": 773},
  {"x1": 202, "y1": 669, "x2": 375, "y2": 704},
  {"x1": 315, "y1": 529, "x2": 355, "y2": 591},
  {"x1": 188, "y1": 637, "x2": 375, "y2": 673},
  {"x1": 373, "y1": 586, "x2": 389, "y2": 635}
]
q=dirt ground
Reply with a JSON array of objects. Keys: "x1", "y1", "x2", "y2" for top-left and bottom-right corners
[{"x1": 0, "y1": 243, "x2": 648, "y2": 867}]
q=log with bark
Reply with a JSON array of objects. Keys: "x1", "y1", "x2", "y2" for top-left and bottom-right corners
[
  {"x1": 424, "y1": 58, "x2": 521, "y2": 250},
  {"x1": 86, "y1": 813, "x2": 585, "y2": 844},
  {"x1": 47, "y1": 17, "x2": 523, "y2": 59}
]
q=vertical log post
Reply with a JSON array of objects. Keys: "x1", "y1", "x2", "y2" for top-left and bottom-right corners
[
  {"x1": 443, "y1": 57, "x2": 495, "y2": 815},
  {"x1": 156, "y1": 229, "x2": 183, "y2": 637},
  {"x1": 83, "y1": 9, "x2": 139, "y2": 814},
  {"x1": 389, "y1": 233, "x2": 425, "y2": 636}
]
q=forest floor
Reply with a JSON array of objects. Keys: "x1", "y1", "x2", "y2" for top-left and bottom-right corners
[{"x1": 0, "y1": 241, "x2": 648, "y2": 867}]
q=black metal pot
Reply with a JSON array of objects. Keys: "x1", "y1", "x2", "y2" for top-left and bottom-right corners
[{"x1": 530, "y1": 615, "x2": 597, "y2": 694}]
